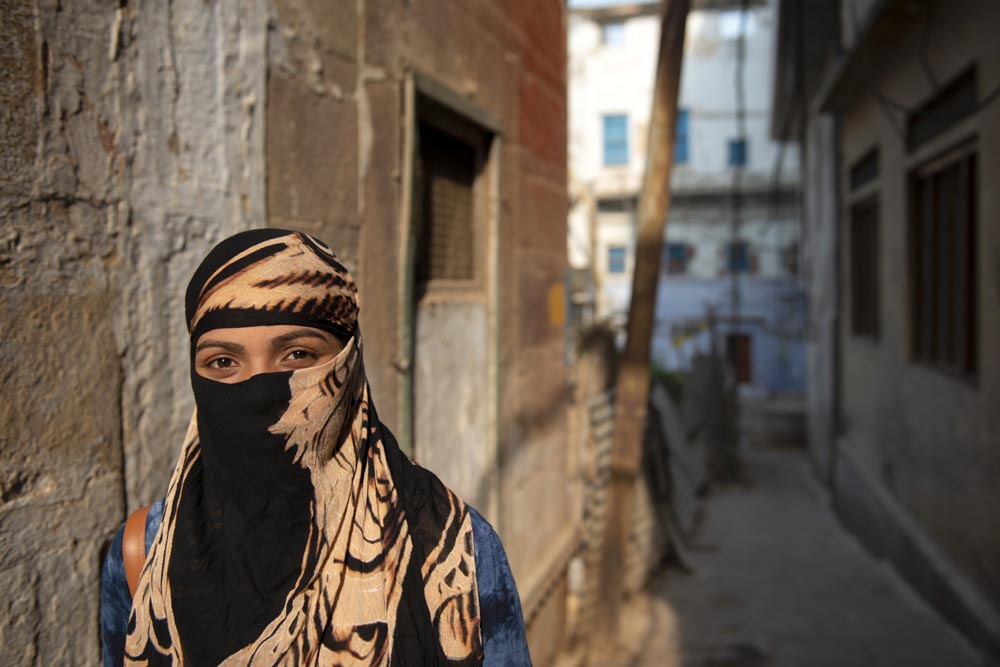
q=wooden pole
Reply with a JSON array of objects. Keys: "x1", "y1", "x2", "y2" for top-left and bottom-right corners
[{"x1": 589, "y1": 0, "x2": 689, "y2": 662}]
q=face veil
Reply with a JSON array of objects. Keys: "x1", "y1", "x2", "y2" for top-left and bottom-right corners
[{"x1": 125, "y1": 229, "x2": 483, "y2": 667}]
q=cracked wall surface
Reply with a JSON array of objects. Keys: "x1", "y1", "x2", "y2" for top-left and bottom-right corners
[
  {"x1": 1, "y1": 0, "x2": 569, "y2": 663},
  {"x1": 264, "y1": 1, "x2": 571, "y2": 662},
  {"x1": 0, "y1": 1, "x2": 267, "y2": 663}
]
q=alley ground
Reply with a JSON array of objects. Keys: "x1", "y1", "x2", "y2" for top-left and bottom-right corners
[{"x1": 616, "y1": 444, "x2": 986, "y2": 667}]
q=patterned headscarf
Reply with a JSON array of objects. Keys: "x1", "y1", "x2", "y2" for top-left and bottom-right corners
[{"x1": 125, "y1": 229, "x2": 483, "y2": 666}]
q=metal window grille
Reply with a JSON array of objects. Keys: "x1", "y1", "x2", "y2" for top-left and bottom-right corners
[
  {"x1": 909, "y1": 144, "x2": 978, "y2": 376},
  {"x1": 849, "y1": 198, "x2": 880, "y2": 339},
  {"x1": 414, "y1": 122, "x2": 477, "y2": 284}
]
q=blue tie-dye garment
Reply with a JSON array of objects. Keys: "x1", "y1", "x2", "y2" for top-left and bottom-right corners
[{"x1": 101, "y1": 500, "x2": 531, "y2": 666}]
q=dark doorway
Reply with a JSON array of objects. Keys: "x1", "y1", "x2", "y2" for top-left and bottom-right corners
[{"x1": 726, "y1": 332, "x2": 753, "y2": 384}]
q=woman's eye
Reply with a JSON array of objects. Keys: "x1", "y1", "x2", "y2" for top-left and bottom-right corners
[
  {"x1": 286, "y1": 349, "x2": 317, "y2": 363},
  {"x1": 208, "y1": 357, "x2": 235, "y2": 369}
]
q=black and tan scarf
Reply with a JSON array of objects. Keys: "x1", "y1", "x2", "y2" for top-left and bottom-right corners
[{"x1": 125, "y1": 229, "x2": 483, "y2": 666}]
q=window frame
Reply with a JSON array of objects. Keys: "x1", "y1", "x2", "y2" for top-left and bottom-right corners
[
  {"x1": 727, "y1": 138, "x2": 747, "y2": 168},
  {"x1": 906, "y1": 138, "x2": 978, "y2": 380},
  {"x1": 725, "y1": 240, "x2": 752, "y2": 274},
  {"x1": 601, "y1": 21, "x2": 626, "y2": 47},
  {"x1": 607, "y1": 245, "x2": 627, "y2": 274},
  {"x1": 602, "y1": 114, "x2": 629, "y2": 167},
  {"x1": 848, "y1": 196, "x2": 880, "y2": 340},
  {"x1": 663, "y1": 241, "x2": 693, "y2": 275},
  {"x1": 844, "y1": 145, "x2": 881, "y2": 341}
]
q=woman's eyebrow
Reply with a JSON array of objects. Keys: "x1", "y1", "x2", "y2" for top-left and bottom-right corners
[
  {"x1": 270, "y1": 329, "x2": 331, "y2": 348},
  {"x1": 195, "y1": 340, "x2": 244, "y2": 354}
]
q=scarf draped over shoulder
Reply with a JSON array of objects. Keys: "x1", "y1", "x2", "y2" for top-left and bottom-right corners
[{"x1": 125, "y1": 229, "x2": 483, "y2": 666}]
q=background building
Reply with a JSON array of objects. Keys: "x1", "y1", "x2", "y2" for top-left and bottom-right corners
[
  {"x1": 0, "y1": 1, "x2": 572, "y2": 663},
  {"x1": 569, "y1": 0, "x2": 805, "y2": 397},
  {"x1": 774, "y1": 0, "x2": 1000, "y2": 653}
]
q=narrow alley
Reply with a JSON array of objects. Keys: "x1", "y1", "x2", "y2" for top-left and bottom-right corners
[{"x1": 620, "y1": 445, "x2": 983, "y2": 667}]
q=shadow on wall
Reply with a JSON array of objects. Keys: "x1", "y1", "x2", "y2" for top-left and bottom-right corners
[{"x1": 563, "y1": 322, "x2": 743, "y2": 661}]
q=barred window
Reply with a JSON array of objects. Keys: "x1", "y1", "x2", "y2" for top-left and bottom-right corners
[
  {"x1": 663, "y1": 242, "x2": 693, "y2": 275},
  {"x1": 414, "y1": 122, "x2": 477, "y2": 284},
  {"x1": 849, "y1": 198, "x2": 879, "y2": 339},
  {"x1": 909, "y1": 142, "x2": 977, "y2": 377}
]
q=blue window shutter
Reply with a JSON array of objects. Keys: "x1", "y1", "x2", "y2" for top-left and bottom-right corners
[
  {"x1": 728, "y1": 138, "x2": 747, "y2": 167},
  {"x1": 602, "y1": 22, "x2": 625, "y2": 47},
  {"x1": 602, "y1": 115, "x2": 629, "y2": 166},
  {"x1": 674, "y1": 109, "x2": 689, "y2": 164},
  {"x1": 663, "y1": 242, "x2": 692, "y2": 274},
  {"x1": 608, "y1": 246, "x2": 626, "y2": 273},
  {"x1": 728, "y1": 241, "x2": 749, "y2": 272}
]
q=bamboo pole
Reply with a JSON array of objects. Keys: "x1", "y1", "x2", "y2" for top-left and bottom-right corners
[{"x1": 589, "y1": 0, "x2": 689, "y2": 661}]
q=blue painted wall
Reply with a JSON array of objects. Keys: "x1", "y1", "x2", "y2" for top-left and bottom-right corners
[{"x1": 605, "y1": 276, "x2": 807, "y2": 395}]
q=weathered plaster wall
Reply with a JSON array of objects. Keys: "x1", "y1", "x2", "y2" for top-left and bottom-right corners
[
  {"x1": 414, "y1": 301, "x2": 492, "y2": 513},
  {"x1": 802, "y1": 113, "x2": 839, "y2": 484},
  {"x1": 0, "y1": 0, "x2": 266, "y2": 663},
  {"x1": 265, "y1": 0, "x2": 571, "y2": 661},
  {"x1": 836, "y1": 0, "x2": 1000, "y2": 628},
  {"x1": 118, "y1": 0, "x2": 268, "y2": 509},
  {"x1": 2, "y1": 0, "x2": 569, "y2": 662},
  {"x1": 1, "y1": 3, "x2": 128, "y2": 662}
]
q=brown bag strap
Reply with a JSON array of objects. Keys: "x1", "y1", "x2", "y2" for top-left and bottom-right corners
[{"x1": 123, "y1": 505, "x2": 151, "y2": 598}]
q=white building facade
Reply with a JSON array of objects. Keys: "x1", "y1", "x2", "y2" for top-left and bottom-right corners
[{"x1": 569, "y1": 0, "x2": 805, "y2": 395}]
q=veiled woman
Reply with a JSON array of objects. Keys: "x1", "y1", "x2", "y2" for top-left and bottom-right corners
[{"x1": 100, "y1": 229, "x2": 531, "y2": 666}]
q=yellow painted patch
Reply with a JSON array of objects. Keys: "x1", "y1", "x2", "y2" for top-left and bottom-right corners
[{"x1": 548, "y1": 283, "x2": 566, "y2": 328}]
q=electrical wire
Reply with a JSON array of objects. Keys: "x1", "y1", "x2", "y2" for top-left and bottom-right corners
[{"x1": 729, "y1": 0, "x2": 750, "y2": 325}]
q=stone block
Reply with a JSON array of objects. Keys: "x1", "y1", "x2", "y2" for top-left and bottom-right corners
[
  {"x1": 0, "y1": 563, "x2": 40, "y2": 666},
  {"x1": 272, "y1": 0, "x2": 357, "y2": 62},
  {"x1": 0, "y1": 209, "x2": 124, "y2": 666},
  {"x1": 363, "y1": 0, "x2": 401, "y2": 72},
  {"x1": 271, "y1": 216, "x2": 361, "y2": 274},
  {"x1": 267, "y1": 69, "x2": 359, "y2": 228},
  {"x1": 0, "y1": 0, "x2": 39, "y2": 199}
]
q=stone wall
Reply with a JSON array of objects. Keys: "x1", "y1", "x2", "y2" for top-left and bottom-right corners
[
  {"x1": 264, "y1": 1, "x2": 573, "y2": 662},
  {"x1": 0, "y1": 1, "x2": 266, "y2": 663},
  {"x1": 2, "y1": 0, "x2": 570, "y2": 664}
]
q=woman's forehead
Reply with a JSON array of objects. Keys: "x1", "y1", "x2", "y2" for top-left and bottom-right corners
[
  {"x1": 186, "y1": 230, "x2": 358, "y2": 344},
  {"x1": 195, "y1": 324, "x2": 337, "y2": 346}
]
